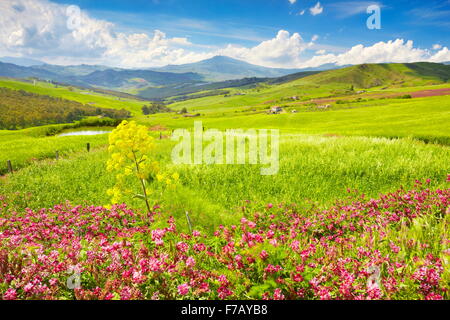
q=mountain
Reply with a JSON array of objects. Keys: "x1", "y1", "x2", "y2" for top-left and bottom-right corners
[
  {"x1": 150, "y1": 56, "x2": 304, "y2": 81},
  {"x1": 137, "y1": 71, "x2": 320, "y2": 100},
  {"x1": 0, "y1": 56, "x2": 45, "y2": 67},
  {"x1": 77, "y1": 69, "x2": 203, "y2": 89},
  {"x1": 34, "y1": 64, "x2": 114, "y2": 76},
  {"x1": 0, "y1": 61, "x2": 204, "y2": 90},
  {"x1": 0, "y1": 62, "x2": 60, "y2": 80}
]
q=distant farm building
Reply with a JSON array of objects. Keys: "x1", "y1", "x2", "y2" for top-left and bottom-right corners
[
  {"x1": 270, "y1": 106, "x2": 283, "y2": 114},
  {"x1": 317, "y1": 104, "x2": 331, "y2": 110}
]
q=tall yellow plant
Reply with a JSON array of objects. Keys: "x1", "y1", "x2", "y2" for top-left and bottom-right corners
[{"x1": 106, "y1": 120, "x2": 177, "y2": 213}]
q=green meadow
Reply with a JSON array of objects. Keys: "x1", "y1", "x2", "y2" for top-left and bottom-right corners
[{"x1": 1, "y1": 65, "x2": 449, "y2": 233}]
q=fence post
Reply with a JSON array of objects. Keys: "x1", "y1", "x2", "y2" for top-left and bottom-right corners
[
  {"x1": 55, "y1": 151, "x2": 59, "y2": 160},
  {"x1": 159, "y1": 132, "x2": 162, "y2": 140},
  {"x1": 7, "y1": 160, "x2": 13, "y2": 174},
  {"x1": 185, "y1": 211, "x2": 193, "y2": 234},
  {"x1": 87, "y1": 143, "x2": 91, "y2": 152}
]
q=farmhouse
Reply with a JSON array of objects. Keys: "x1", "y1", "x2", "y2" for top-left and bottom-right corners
[
  {"x1": 270, "y1": 106, "x2": 283, "y2": 114},
  {"x1": 317, "y1": 104, "x2": 331, "y2": 110}
]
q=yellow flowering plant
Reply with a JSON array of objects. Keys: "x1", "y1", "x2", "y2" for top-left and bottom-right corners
[{"x1": 106, "y1": 120, "x2": 178, "y2": 213}]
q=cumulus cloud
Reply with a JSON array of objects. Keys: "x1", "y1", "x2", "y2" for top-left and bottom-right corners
[
  {"x1": 0, "y1": 0, "x2": 208, "y2": 67},
  {"x1": 302, "y1": 39, "x2": 450, "y2": 68},
  {"x1": 0, "y1": 0, "x2": 449, "y2": 69},
  {"x1": 216, "y1": 30, "x2": 312, "y2": 68},
  {"x1": 310, "y1": 2, "x2": 324, "y2": 16},
  {"x1": 299, "y1": 10, "x2": 306, "y2": 15},
  {"x1": 288, "y1": 0, "x2": 297, "y2": 4}
]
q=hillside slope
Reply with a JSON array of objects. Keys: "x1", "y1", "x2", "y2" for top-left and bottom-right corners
[{"x1": 303, "y1": 62, "x2": 450, "y2": 88}]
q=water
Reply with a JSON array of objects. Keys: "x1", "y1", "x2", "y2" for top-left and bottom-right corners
[{"x1": 57, "y1": 130, "x2": 111, "y2": 137}]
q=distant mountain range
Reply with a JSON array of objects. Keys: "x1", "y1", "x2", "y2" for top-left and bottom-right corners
[
  {"x1": 0, "y1": 55, "x2": 340, "y2": 85},
  {"x1": 1, "y1": 56, "x2": 449, "y2": 100},
  {"x1": 148, "y1": 56, "x2": 306, "y2": 81}
]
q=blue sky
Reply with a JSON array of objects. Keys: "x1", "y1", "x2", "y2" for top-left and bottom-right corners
[
  {"x1": 1, "y1": 0, "x2": 449, "y2": 68},
  {"x1": 49, "y1": 0, "x2": 450, "y2": 49}
]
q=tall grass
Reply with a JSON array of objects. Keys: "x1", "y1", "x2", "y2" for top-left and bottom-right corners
[{"x1": 1, "y1": 134, "x2": 448, "y2": 233}]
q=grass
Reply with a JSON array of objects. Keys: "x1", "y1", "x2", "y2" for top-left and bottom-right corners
[
  {"x1": 139, "y1": 95, "x2": 450, "y2": 145},
  {"x1": 1, "y1": 134, "x2": 448, "y2": 233},
  {"x1": 0, "y1": 66, "x2": 449, "y2": 232},
  {"x1": 0, "y1": 125, "x2": 110, "y2": 174}
]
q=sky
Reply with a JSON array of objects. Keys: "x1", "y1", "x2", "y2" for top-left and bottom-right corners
[{"x1": 0, "y1": 0, "x2": 449, "y2": 68}]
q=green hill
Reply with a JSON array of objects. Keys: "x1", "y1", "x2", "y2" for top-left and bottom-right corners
[{"x1": 303, "y1": 62, "x2": 450, "y2": 88}]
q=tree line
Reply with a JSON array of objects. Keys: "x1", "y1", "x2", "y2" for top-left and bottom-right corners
[{"x1": 141, "y1": 102, "x2": 173, "y2": 115}]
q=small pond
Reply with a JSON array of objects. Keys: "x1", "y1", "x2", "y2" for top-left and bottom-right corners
[{"x1": 57, "y1": 130, "x2": 112, "y2": 137}]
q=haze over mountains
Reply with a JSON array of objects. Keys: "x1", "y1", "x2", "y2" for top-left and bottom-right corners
[
  {"x1": 0, "y1": 55, "x2": 329, "y2": 85},
  {"x1": 0, "y1": 55, "x2": 449, "y2": 101}
]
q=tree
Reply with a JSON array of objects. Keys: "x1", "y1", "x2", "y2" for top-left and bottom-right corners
[{"x1": 142, "y1": 105, "x2": 150, "y2": 115}]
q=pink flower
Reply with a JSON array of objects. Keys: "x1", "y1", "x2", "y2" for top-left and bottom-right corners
[
  {"x1": 186, "y1": 257, "x2": 196, "y2": 268},
  {"x1": 177, "y1": 283, "x2": 190, "y2": 296},
  {"x1": 260, "y1": 250, "x2": 269, "y2": 260},
  {"x1": 176, "y1": 242, "x2": 189, "y2": 252},
  {"x1": 389, "y1": 242, "x2": 400, "y2": 254},
  {"x1": 425, "y1": 292, "x2": 443, "y2": 300},
  {"x1": 248, "y1": 221, "x2": 256, "y2": 229},
  {"x1": 273, "y1": 288, "x2": 285, "y2": 300},
  {"x1": 3, "y1": 288, "x2": 17, "y2": 300}
]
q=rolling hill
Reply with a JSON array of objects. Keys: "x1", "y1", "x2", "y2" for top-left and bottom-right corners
[{"x1": 303, "y1": 62, "x2": 450, "y2": 88}]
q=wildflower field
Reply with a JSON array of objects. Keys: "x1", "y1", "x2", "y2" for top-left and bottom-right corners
[{"x1": 0, "y1": 180, "x2": 448, "y2": 300}]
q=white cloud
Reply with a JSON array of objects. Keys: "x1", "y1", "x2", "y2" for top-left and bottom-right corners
[
  {"x1": 288, "y1": 0, "x2": 297, "y2": 4},
  {"x1": 217, "y1": 30, "x2": 312, "y2": 68},
  {"x1": 299, "y1": 10, "x2": 306, "y2": 15},
  {"x1": 302, "y1": 39, "x2": 450, "y2": 68},
  {"x1": 310, "y1": 2, "x2": 324, "y2": 16},
  {"x1": 0, "y1": 0, "x2": 449, "y2": 70},
  {"x1": 0, "y1": 0, "x2": 207, "y2": 67}
]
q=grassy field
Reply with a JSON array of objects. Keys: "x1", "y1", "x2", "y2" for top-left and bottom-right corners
[
  {"x1": 1, "y1": 133, "x2": 449, "y2": 233},
  {"x1": 138, "y1": 94, "x2": 450, "y2": 145},
  {"x1": 1, "y1": 65, "x2": 449, "y2": 232},
  {"x1": 0, "y1": 123, "x2": 114, "y2": 174}
]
